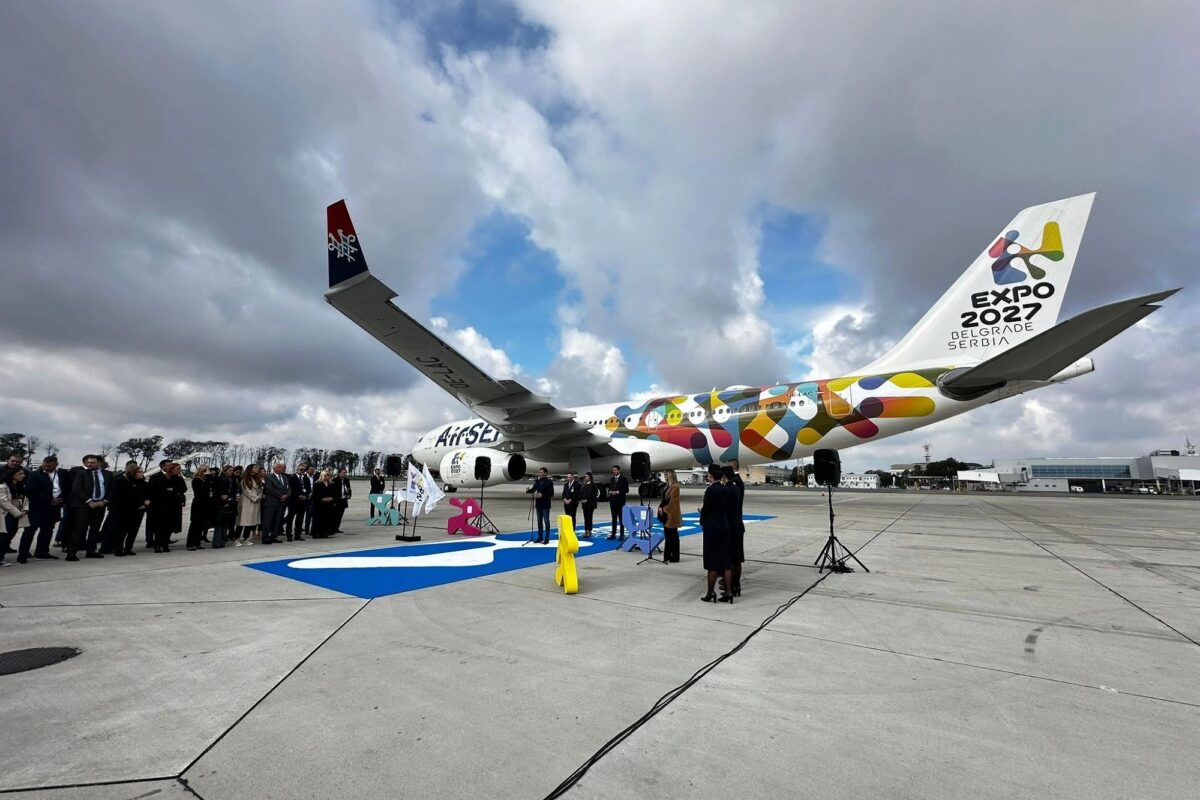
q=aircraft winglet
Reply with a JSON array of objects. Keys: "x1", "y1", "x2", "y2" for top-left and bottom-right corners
[{"x1": 327, "y1": 200, "x2": 369, "y2": 287}]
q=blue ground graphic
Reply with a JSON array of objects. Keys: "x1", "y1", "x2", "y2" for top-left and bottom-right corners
[{"x1": 247, "y1": 513, "x2": 774, "y2": 599}]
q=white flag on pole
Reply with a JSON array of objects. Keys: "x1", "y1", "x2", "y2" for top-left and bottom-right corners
[
  {"x1": 407, "y1": 462, "x2": 428, "y2": 517},
  {"x1": 422, "y1": 463, "x2": 445, "y2": 514}
]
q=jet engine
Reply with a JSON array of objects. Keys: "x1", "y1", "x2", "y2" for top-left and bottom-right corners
[{"x1": 439, "y1": 449, "x2": 527, "y2": 488}]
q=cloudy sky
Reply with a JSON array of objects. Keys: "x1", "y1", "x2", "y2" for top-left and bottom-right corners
[{"x1": 1, "y1": 0, "x2": 1197, "y2": 471}]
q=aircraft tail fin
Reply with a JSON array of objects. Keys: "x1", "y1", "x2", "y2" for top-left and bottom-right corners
[{"x1": 859, "y1": 193, "x2": 1096, "y2": 372}]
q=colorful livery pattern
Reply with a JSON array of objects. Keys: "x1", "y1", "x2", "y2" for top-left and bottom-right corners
[{"x1": 602, "y1": 368, "x2": 943, "y2": 464}]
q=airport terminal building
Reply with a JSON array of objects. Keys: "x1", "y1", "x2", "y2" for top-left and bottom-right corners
[{"x1": 958, "y1": 451, "x2": 1200, "y2": 493}]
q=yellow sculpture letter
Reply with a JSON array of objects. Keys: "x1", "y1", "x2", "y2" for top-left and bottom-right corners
[{"x1": 554, "y1": 514, "x2": 580, "y2": 594}]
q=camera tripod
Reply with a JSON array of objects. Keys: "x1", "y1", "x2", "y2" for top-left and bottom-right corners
[{"x1": 813, "y1": 485, "x2": 869, "y2": 574}]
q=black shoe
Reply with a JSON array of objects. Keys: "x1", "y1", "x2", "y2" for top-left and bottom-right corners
[
  {"x1": 161, "y1": 546, "x2": 171, "y2": 553},
  {"x1": 262, "y1": 539, "x2": 275, "y2": 545},
  {"x1": 17, "y1": 554, "x2": 28, "y2": 564},
  {"x1": 719, "y1": 593, "x2": 733, "y2": 604},
  {"x1": 154, "y1": 546, "x2": 163, "y2": 553},
  {"x1": 732, "y1": 585, "x2": 741, "y2": 597},
  {"x1": 123, "y1": 550, "x2": 136, "y2": 556},
  {"x1": 187, "y1": 546, "x2": 198, "y2": 551},
  {"x1": 65, "y1": 553, "x2": 79, "y2": 561},
  {"x1": 114, "y1": 551, "x2": 126, "y2": 557},
  {"x1": 35, "y1": 553, "x2": 59, "y2": 560},
  {"x1": 286, "y1": 536, "x2": 293, "y2": 542},
  {"x1": 196, "y1": 544, "x2": 207, "y2": 549},
  {"x1": 606, "y1": 534, "x2": 616, "y2": 540},
  {"x1": 85, "y1": 551, "x2": 104, "y2": 559},
  {"x1": 701, "y1": 592, "x2": 717, "y2": 602},
  {"x1": 167, "y1": 539, "x2": 178, "y2": 545},
  {"x1": 293, "y1": 536, "x2": 305, "y2": 542}
]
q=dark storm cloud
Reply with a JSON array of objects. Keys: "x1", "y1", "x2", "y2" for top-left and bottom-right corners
[{"x1": 0, "y1": 0, "x2": 494, "y2": 454}]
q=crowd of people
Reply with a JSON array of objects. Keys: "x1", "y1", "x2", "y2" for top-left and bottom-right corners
[
  {"x1": 528, "y1": 460, "x2": 747, "y2": 602},
  {"x1": 0, "y1": 453, "x2": 362, "y2": 566},
  {"x1": 2, "y1": 451, "x2": 749, "y2": 603}
]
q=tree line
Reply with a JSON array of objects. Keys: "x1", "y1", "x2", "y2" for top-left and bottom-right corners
[{"x1": 0, "y1": 432, "x2": 388, "y2": 476}]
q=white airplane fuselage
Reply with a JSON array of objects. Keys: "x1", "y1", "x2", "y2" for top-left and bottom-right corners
[{"x1": 411, "y1": 359, "x2": 1094, "y2": 482}]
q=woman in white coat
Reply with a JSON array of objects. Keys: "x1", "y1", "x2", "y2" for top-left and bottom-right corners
[{"x1": 235, "y1": 464, "x2": 263, "y2": 546}]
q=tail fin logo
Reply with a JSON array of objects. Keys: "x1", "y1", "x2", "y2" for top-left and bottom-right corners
[
  {"x1": 328, "y1": 229, "x2": 358, "y2": 262},
  {"x1": 988, "y1": 221, "x2": 1064, "y2": 285}
]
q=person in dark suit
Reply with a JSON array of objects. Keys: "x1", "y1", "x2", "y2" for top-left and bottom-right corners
[
  {"x1": 66, "y1": 454, "x2": 113, "y2": 560},
  {"x1": 607, "y1": 465, "x2": 629, "y2": 541},
  {"x1": 561, "y1": 470, "x2": 582, "y2": 527},
  {"x1": 261, "y1": 463, "x2": 290, "y2": 544},
  {"x1": 528, "y1": 467, "x2": 554, "y2": 544},
  {"x1": 99, "y1": 461, "x2": 137, "y2": 554},
  {"x1": 333, "y1": 468, "x2": 352, "y2": 532},
  {"x1": 285, "y1": 462, "x2": 312, "y2": 540},
  {"x1": 369, "y1": 468, "x2": 386, "y2": 519},
  {"x1": 20, "y1": 456, "x2": 69, "y2": 561},
  {"x1": 725, "y1": 461, "x2": 746, "y2": 596},
  {"x1": 580, "y1": 472, "x2": 599, "y2": 538},
  {"x1": 699, "y1": 464, "x2": 732, "y2": 603}
]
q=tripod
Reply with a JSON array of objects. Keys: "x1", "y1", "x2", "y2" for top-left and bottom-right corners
[
  {"x1": 813, "y1": 485, "x2": 869, "y2": 574},
  {"x1": 470, "y1": 480, "x2": 499, "y2": 534}
]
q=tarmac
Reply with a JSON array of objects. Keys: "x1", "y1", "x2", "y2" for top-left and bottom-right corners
[{"x1": 1, "y1": 485, "x2": 1198, "y2": 799}]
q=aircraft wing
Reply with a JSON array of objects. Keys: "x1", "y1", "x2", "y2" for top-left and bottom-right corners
[
  {"x1": 323, "y1": 200, "x2": 613, "y2": 456},
  {"x1": 939, "y1": 288, "x2": 1179, "y2": 392}
]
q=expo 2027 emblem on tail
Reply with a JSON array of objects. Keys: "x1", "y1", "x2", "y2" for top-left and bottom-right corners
[{"x1": 989, "y1": 221, "x2": 1064, "y2": 285}]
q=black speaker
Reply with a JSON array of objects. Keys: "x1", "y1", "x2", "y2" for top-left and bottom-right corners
[
  {"x1": 813, "y1": 449, "x2": 841, "y2": 487},
  {"x1": 474, "y1": 456, "x2": 492, "y2": 481},
  {"x1": 631, "y1": 452, "x2": 651, "y2": 482},
  {"x1": 384, "y1": 454, "x2": 404, "y2": 478}
]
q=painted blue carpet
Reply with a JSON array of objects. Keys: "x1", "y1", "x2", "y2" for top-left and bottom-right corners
[{"x1": 247, "y1": 512, "x2": 773, "y2": 599}]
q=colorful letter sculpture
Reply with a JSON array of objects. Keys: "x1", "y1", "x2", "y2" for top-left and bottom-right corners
[
  {"x1": 620, "y1": 505, "x2": 662, "y2": 554},
  {"x1": 368, "y1": 493, "x2": 399, "y2": 526},
  {"x1": 447, "y1": 497, "x2": 483, "y2": 536},
  {"x1": 555, "y1": 514, "x2": 580, "y2": 594}
]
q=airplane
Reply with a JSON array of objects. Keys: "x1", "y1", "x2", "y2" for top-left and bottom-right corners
[{"x1": 324, "y1": 194, "x2": 1177, "y2": 489}]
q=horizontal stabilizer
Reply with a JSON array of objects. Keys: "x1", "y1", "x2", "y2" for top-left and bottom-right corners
[{"x1": 940, "y1": 288, "x2": 1179, "y2": 391}]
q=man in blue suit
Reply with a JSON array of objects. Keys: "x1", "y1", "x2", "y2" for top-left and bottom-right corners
[{"x1": 21, "y1": 456, "x2": 70, "y2": 561}]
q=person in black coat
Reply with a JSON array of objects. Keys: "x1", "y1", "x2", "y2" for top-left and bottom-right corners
[
  {"x1": 211, "y1": 465, "x2": 239, "y2": 548},
  {"x1": 20, "y1": 456, "x2": 69, "y2": 561},
  {"x1": 106, "y1": 463, "x2": 150, "y2": 556},
  {"x1": 333, "y1": 468, "x2": 352, "y2": 532},
  {"x1": 607, "y1": 465, "x2": 629, "y2": 541},
  {"x1": 722, "y1": 464, "x2": 746, "y2": 596},
  {"x1": 147, "y1": 461, "x2": 183, "y2": 553},
  {"x1": 66, "y1": 455, "x2": 113, "y2": 560},
  {"x1": 561, "y1": 470, "x2": 582, "y2": 527},
  {"x1": 310, "y1": 471, "x2": 338, "y2": 538},
  {"x1": 527, "y1": 468, "x2": 554, "y2": 544},
  {"x1": 369, "y1": 468, "x2": 386, "y2": 519},
  {"x1": 699, "y1": 464, "x2": 733, "y2": 603},
  {"x1": 580, "y1": 472, "x2": 599, "y2": 538},
  {"x1": 186, "y1": 465, "x2": 213, "y2": 550}
]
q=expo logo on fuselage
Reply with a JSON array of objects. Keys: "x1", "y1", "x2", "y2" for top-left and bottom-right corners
[{"x1": 435, "y1": 421, "x2": 503, "y2": 448}]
